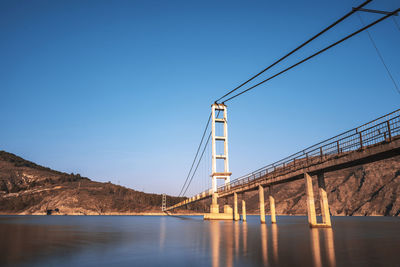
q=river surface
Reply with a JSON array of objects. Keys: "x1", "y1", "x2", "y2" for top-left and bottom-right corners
[{"x1": 0, "y1": 215, "x2": 399, "y2": 266}]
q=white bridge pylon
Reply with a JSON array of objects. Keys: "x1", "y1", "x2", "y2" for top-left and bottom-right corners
[{"x1": 211, "y1": 103, "x2": 232, "y2": 193}]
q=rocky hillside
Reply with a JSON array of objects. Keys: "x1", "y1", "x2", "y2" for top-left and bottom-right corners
[
  {"x1": 0, "y1": 151, "x2": 190, "y2": 215},
  {"x1": 219, "y1": 155, "x2": 400, "y2": 216},
  {"x1": 2, "y1": 150, "x2": 399, "y2": 216}
]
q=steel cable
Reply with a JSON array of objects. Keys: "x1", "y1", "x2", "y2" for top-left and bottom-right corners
[
  {"x1": 358, "y1": 14, "x2": 400, "y2": 95},
  {"x1": 214, "y1": 0, "x2": 373, "y2": 103},
  {"x1": 178, "y1": 113, "x2": 211, "y2": 197},
  {"x1": 180, "y1": 110, "x2": 221, "y2": 197},
  {"x1": 222, "y1": 8, "x2": 400, "y2": 103}
]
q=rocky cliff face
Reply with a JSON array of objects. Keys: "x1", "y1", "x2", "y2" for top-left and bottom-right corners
[
  {"x1": 234, "y1": 156, "x2": 400, "y2": 216},
  {"x1": 0, "y1": 151, "x2": 188, "y2": 215}
]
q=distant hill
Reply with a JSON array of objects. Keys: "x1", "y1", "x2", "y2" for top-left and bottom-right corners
[
  {"x1": 2, "y1": 151, "x2": 399, "y2": 216},
  {"x1": 0, "y1": 151, "x2": 197, "y2": 215}
]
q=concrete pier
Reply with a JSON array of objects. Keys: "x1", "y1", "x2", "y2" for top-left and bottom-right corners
[
  {"x1": 259, "y1": 185, "x2": 266, "y2": 224},
  {"x1": 318, "y1": 173, "x2": 332, "y2": 226},
  {"x1": 204, "y1": 193, "x2": 233, "y2": 220},
  {"x1": 269, "y1": 186, "x2": 276, "y2": 224},
  {"x1": 242, "y1": 200, "x2": 247, "y2": 222},
  {"x1": 224, "y1": 205, "x2": 233, "y2": 215},
  {"x1": 304, "y1": 172, "x2": 317, "y2": 226},
  {"x1": 234, "y1": 192, "x2": 240, "y2": 221},
  {"x1": 304, "y1": 172, "x2": 332, "y2": 228},
  {"x1": 210, "y1": 193, "x2": 219, "y2": 214}
]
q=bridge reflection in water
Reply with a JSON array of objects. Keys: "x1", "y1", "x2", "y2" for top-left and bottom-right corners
[
  {"x1": 310, "y1": 228, "x2": 336, "y2": 267},
  {"x1": 2, "y1": 216, "x2": 400, "y2": 266},
  {"x1": 209, "y1": 219, "x2": 336, "y2": 267}
]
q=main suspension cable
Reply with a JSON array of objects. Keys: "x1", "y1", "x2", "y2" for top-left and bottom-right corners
[
  {"x1": 181, "y1": 132, "x2": 211, "y2": 197},
  {"x1": 214, "y1": 0, "x2": 372, "y2": 103},
  {"x1": 180, "y1": 109, "x2": 221, "y2": 197},
  {"x1": 222, "y1": 8, "x2": 400, "y2": 103},
  {"x1": 178, "y1": 113, "x2": 211, "y2": 197}
]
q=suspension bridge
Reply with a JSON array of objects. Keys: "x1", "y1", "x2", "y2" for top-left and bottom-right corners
[{"x1": 164, "y1": 1, "x2": 400, "y2": 228}]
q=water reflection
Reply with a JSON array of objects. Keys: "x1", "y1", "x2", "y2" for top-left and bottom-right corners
[
  {"x1": 234, "y1": 222, "x2": 239, "y2": 256},
  {"x1": 310, "y1": 228, "x2": 336, "y2": 267},
  {"x1": 0, "y1": 217, "x2": 127, "y2": 266},
  {"x1": 159, "y1": 216, "x2": 166, "y2": 250},
  {"x1": 210, "y1": 221, "x2": 221, "y2": 267},
  {"x1": 310, "y1": 229, "x2": 322, "y2": 267},
  {"x1": 260, "y1": 224, "x2": 268, "y2": 265},
  {"x1": 225, "y1": 222, "x2": 233, "y2": 267},
  {"x1": 1, "y1": 216, "x2": 399, "y2": 266},
  {"x1": 207, "y1": 218, "x2": 336, "y2": 267},
  {"x1": 271, "y1": 223, "x2": 279, "y2": 265},
  {"x1": 208, "y1": 220, "x2": 280, "y2": 266},
  {"x1": 242, "y1": 222, "x2": 248, "y2": 255},
  {"x1": 325, "y1": 228, "x2": 336, "y2": 267}
]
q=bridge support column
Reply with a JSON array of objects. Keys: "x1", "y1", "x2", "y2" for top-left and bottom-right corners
[
  {"x1": 269, "y1": 186, "x2": 276, "y2": 224},
  {"x1": 304, "y1": 172, "x2": 332, "y2": 228},
  {"x1": 318, "y1": 173, "x2": 331, "y2": 227},
  {"x1": 204, "y1": 194, "x2": 234, "y2": 220},
  {"x1": 242, "y1": 199, "x2": 247, "y2": 222},
  {"x1": 210, "y1": 193, "x2": 219, "y2": 214},
  {"x1": 234, "y1": 192, "x2": 240, "y2": 221},
  {"x1": 259, "y1": 185, "x2": 266, "y2": 224},
  {"x1": 304, "y1": 172, "x2": 317, "y2": 227}
]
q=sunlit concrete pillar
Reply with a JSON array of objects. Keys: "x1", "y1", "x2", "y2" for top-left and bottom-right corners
[
  {"x1": 223, "y1": 204, "x2": 233, "y2": 215},
  {"x1": 210, "y1": 193, "x2": 219, "y2": 214},
  {"x1": 269, "y1": 186, "x2": 276, "y2": 224},
  {"x1": 259, "y1": 185, "x2": 266, "y2": 224},
  {"x1": 304, "y1": 172, "x2": 317, "y2": 227},
  {"x1": 233, "y1": 192, "x2": 239, "y2": 221},
  {"x1": 317, "y1": 173, "x2": 332, "y2": 227},
  {"x1": 242, "y1": 200, "x2": 247, "y2": 222}
]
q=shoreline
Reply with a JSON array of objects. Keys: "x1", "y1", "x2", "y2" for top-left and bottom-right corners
[{"x1": 0, "y1": 212, "x2": 390, "y2": 217}]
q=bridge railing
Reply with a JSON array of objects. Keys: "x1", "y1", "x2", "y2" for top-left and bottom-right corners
[{"x1": 217, "y1": 109, "x2": 400, "y2": 193}]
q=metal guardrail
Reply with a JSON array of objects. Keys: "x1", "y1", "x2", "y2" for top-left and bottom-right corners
[{"x1": 167, "y1": 109, "x2": 400, "y2": 210}]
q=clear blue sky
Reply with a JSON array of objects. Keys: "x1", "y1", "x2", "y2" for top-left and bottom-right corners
[{"x1": 1, "y1": 0, "x2": 399, "y2": 196}]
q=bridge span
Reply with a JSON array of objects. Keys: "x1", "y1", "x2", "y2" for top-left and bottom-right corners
[{"x1": 166, "y1": 108, "x2": 400, "y2": 227}]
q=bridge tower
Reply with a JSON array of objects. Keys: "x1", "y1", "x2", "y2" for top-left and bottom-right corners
[
  {"x1": 211, "y1": 103, "x2": 232, "y2": 193},
  {"x1": 204, "y1": 103, "x2": 234, "y2": 220},
  {"x1": 161, "y1": 193, "x2": 166, "y2": 212}
]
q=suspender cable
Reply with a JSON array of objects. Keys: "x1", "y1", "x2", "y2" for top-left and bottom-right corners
[
  {"x1": 178, "y1": 113, "x2": 211, "y2": 197},
  {"x1": 357, "y1": 14, "x2": 400, "y2": 95},
  {"x1": 180, "y1": 110, "x2": 221, "y2": 197},
  {"x1": 181, "y1": 132, "x2": 212, "y2": 197},
  {"x1": 222, "y1": 8, "x2": 400, "y2": 103},
  {"x1": 393, "y1": 17, "x2": 400, "y2": 31},
  {"x1": 214, "y1": 0, "x2": 372, "y2": 103}
]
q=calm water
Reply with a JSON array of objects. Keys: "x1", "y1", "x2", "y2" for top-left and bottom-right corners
[{"x1": 0, "y1": 215, "x2": 399, "y2": 267}]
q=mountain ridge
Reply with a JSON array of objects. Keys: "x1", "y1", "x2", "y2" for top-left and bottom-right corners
[{"x1": 0, "y1": 150, "x2": 194, "y2": 215}]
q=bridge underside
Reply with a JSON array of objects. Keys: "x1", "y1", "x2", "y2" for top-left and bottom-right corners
[
  {"x1": 218, "y1": 137, "x2": 400, "y2": 198},
  {"x1": 170, "y1": 136, "x2": 400, "y2": 206}
]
